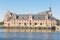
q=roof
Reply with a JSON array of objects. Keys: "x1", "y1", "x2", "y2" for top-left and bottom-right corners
[{"x1": 7, "y1": 11, "x2": 56, "y2": 20}]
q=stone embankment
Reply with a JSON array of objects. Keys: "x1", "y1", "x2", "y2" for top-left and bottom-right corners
[
  {"x1": 4, "y1": 29, "x2": 53, "y2": 32},
  {"x1": 1, "y1": 26, "x2": 60, "y2": 32}
]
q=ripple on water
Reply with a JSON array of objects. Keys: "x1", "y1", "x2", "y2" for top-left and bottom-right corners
[{"x1": 0, "y1": 29, "x2": 60, "y2": 40}]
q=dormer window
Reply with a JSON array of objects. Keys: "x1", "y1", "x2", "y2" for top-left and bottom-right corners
[
  {"x1": 17, "y1": 16, "x2": 18, "y2": 19},
  {"x1": 22, "y1": 17, "x2": 24, "y2": 19},
  {"x1": 32, "y1": 16, "x2": 34, "y2": 19}
]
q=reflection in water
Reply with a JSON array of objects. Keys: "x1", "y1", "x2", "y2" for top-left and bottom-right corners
[
  {"x1": 0, "y1": 32, "x2": 58, "y2": 40},
  {"x1": 0, "y1": 29, "x2": 60, "y2": 40}
]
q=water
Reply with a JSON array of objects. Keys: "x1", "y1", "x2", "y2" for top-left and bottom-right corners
[{"x1": 0, "y1": 29, "x2": 60, "y2": 40}]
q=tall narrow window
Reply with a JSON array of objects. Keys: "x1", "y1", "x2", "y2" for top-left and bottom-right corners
[
  {"x1": 24, "y1": 23, "x2": 26, "y2": 25},
  {"x1": 30, "y1": 23, "x2": 31, "y2": 25},
  {"x1": 32, "y1": 16, "x2": 34, "y2": 19},
  {"x1": 48, "y1": 16, "x2": 50, "y2": 19},
  {"x1": 40, "y1": 23, "x2": 42, "y2": 25}
]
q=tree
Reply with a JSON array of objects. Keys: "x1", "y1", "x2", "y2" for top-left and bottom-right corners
[{"x1": 0, "y1": 21, "x2": 4, "y2": 25}]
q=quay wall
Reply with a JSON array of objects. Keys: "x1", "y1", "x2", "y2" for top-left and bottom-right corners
[{"x1": 4, "y1": 29, "x2": 52, "y2": 32}]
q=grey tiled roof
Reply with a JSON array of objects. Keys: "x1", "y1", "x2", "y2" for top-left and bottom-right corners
[
  {"x1": 15, "y1": 11, "x2": 48, "y2": 20},
  {"x1": 16, "y1": 13, "x2": 46, "y2": 20},
  {"x1": 8, "y1": 11, "x2": 56, "y2": 20},
  {"x1": 32, "y1": 15, "x2": 45, "y2": 20},
  {"x1": 17, "y1": 14, "x2": 29, "y2": 20}
]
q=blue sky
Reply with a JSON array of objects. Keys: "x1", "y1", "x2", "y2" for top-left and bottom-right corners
[{"x1": 0, "y1": 0, "x2": 60, "y2": 22}]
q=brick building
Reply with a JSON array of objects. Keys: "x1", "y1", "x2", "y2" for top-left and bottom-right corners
[{"x1": 4, "y1": 8, "x2": 57, "y2": 27}]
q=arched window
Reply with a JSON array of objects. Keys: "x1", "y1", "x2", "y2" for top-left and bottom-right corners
[
  {"x1": 24, "y1": 23, "x2": 26, "y2": 25},
  {"x1": 40, "y1": 23, "x2": 42, "y2": 25},
  {"x1": 35, "y1": 23, "x2": 37, "y2": 25},
  {"x1": 30, "y1": 23, "x2": 31, "y2": 25}
]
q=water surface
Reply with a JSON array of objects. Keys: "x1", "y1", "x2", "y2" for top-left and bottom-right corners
[{"x1": 0, "y1": 29, "x2": 60, "y2": 40}]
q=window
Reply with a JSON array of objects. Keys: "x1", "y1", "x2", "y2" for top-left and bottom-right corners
[
  {"x1": 24, "y1": 23, "x2": 26, "y2": 25},
  {"x1": 17, "y1": 16, "x2": 18, "y2": 19},
  {"x1": 35, "y1": 23, "x2": 37, "y2": 25},
  {"x1": 30, "y1": 23, "x2": 31, "y2": 25},
  {"x1": 48, "y1": 16, "x2": 50, "y2": 19},
  {"x1": 32, "y1": 16, "x2": 34, "y2": 19},
  {"x1": 30, "y1": 20, "x2": 31, "y2": 22},
  {"x1": 19, "y1": 23, "x2": 21, "y2": 25},
  {"x1": 40, "y1": 23, "x2": 42, "y2": 25}
]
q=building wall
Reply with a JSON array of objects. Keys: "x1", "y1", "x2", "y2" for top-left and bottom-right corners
[
  {"x1": 4, "y1": 11, "x2": 57, "y2": 27},
  {"x1": 4, "y1": 19, "x2": 57, "y2": 27}
]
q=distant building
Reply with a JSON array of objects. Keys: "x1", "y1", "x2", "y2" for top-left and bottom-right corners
[{"x1": 4, "y1": 7, "x2": 57, "y2": 27}]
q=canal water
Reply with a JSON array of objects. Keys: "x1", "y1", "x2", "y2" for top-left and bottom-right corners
[{"x1": 0, "y1": 29, "x2": 60, "y2": 40}]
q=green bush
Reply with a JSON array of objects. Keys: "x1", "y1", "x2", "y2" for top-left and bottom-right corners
[{"x1": 0, "y1": 21, "x2": 4, "y2": 25}]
